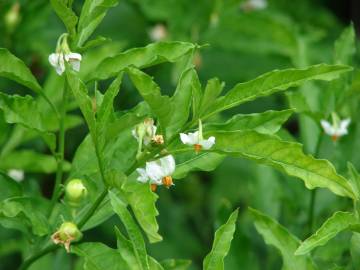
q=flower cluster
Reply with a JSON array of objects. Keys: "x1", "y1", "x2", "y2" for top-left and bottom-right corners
[
  {"x1": 134, "y1": 119, "x2": 215, "y2": 191},
  {"x1": 48, "y1": 34, "x2": 82, "y2": 75}
]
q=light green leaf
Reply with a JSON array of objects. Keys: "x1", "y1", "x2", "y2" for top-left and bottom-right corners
[
  {"x1": 71, "y1": 242, "x2": 128, "y2": 270},
  {"x1": 92, "y1": 42, "x2": 196, "y2": 81},
  {"x1": 166, "y1": 68, "x2": 196, "y2": 137},
  {"x1": 115, "y1": 226, "x2": 138, "y2": 268},
  {"x1": 0, "y1": 197, "x2": 49, "y2": 236},
  {"x1": 76, "y1": 0, "x2": 119, "y2": 47},
  {"x1": 190, "y1": 70, "x2": 202, "y2": 121},
  {"x1": 148, "y1": 257, "x2": 164, "y2": 270},
  {"x1": 334, "y1": 24, "x2": 356, "y2": 65},
  {"x1": 0, "y1": 48, "x2": 42, "y2": 93},
  {"x1": 203, "y1": 209, "x2": 238, "y2": 270},
  {"x1": 66, "y1": 71, "x2": 97, "y2": 141},
  {"x1": 209, "y1": 130, "x2": 356, "y2": 199},
  {"x1": 205, "y1": 109, "x2": 293, "y2": 135},
  {"x1": 173, "y1": 152, "x2": 225, "y2": 179},
  {"x1": 199, "y1": 78, "x2": 225, "y2": 116},
  {"x1": 161, "y1": 259, "x2": 192, "y2": 270},
  {"x1": 348, "y1": 163, "x2": 360, "y2": 200},
  {"x1": 122, "y1": 178, "x2": 162, "y2": 243},
  {"x1": 295, "y1": 211, "x2": 359, "y2": 255},
  {"x1": 109, "y1": 190, "x2": 150, "y2": 270},
  {"x1": 249, "y1": 208, "x2": 316, "y2": 270},
  {"x1": 0, "y1": 173, "x2": 22, "y2": 200},
  {"x1": 50, "y1": 0, "x2": 78, "y2": 36},
  {"x1": 0, "y1": 93, "x2": 56, "y2": 151},
  {"x1": 207, "y1": 64, "x2": 353, "y2": 118},
  {"x1": 127, "y1": 67, "x2": 171, "y2": 131},
  {"x1": 0, "y1": 150, "x2": 70, "y2": 173}
]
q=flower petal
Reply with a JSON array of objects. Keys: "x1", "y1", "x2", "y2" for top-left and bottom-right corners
[
  {"x1": 136, "y1": 168, "x2": 149, "y2": 183},
  {"x1": 180, "y1": 131, "x2": 199, "y2": 145},
  {"x1": 321, "y1": 120, "x2": 335, "y2": 136},
  {"x1": 200, "y1": 136, "x2": 216, "y2": 150},
  {"x1": 146, "y1": 160, "x2": 164, "y2": 183},
  {"x1": 160, "y1": 155, "x2": 175, "y2": 176}
]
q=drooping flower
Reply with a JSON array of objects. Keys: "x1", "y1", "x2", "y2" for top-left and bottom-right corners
[
  {"x1": 7, "y1": 169, "x2": 24, "y2": 182},
  {"x1": 48, "y1": 34, "x2": 82, "y2": 75},
  {"x1": 132, "y1": 118, "x2": 157, "y2": 146},
  {"x1": 180, "y1": 120, "x2": 215, "y2": 153},
  {"x1": 136, "y1": 155, "x2": 176, "y2": 191},
  {"x1": 51, "y1": 222, "x2": 82, "y2": 252},
  {"x1": 241, "y1": 0, "x2": 267, "y2": 11},
  {"x1": 320, "y1": 113, "x2": 350, "y2": 142}
]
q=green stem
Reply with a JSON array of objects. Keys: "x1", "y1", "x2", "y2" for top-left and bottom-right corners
[
  {"x1": 307, "y1": 132, "x2": 323, "y2": 234},
  {"x1": 49, "y1": 80, "x2": 68, "y2": 213}
]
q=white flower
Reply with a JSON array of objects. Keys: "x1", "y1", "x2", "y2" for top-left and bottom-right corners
[
  {"x1": 136, "y1": 155, "x2": 175, "y2": 189},
  {"x1": 241, "y1": 0, "x2": 267, "y2": 11},
  {"x1": 48, "y1": 52, "x2": 82, "y2": 75},
  {"x1": 321, "y1": 117, "x2": 350, "y2": 141},
  {"x1": 180, "y1": 120, "x2": 215, "y2": 152},
  {"x1": 7, "y1": 169, "x2": 24, "y2": 182},
  {"x1": 149, "y1": 24, "x2": 167, "y2": 42}
]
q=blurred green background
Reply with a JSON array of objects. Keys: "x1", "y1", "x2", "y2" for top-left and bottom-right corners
[{"x1": 0, "y1": 0, "x2": 359, "y2": 269}]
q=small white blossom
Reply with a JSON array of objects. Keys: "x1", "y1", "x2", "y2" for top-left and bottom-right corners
[
  {"x1": 48, "y1": 52, "x2": 82, "y2": 75},
  {"x1": 7, "y1": 169, "x2": 24, "y2": 182},
  {"x1": 180, "y1": 120, "x2": 215, "y2": 152},
  {"x1": 136, "y1": 155, "x2": 175, "y2": 189},
  {"x1": 321, "y1": 117, "x2": 350, "y2": 141},
  {"x1": 149, "y1": 24, "x2": 167, "y2": 42}
]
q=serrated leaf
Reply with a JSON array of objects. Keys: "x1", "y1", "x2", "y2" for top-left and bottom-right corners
[
  {"x1": 199, "y1": 78, "x2": 225, "y2": 116},
  {"x1": 207, "y1": 64, "x2": 353, "y2": 118},
  {"x1": 205, "y1": 109, "x2": 293, "y2": 135},
  {"x1": 122, "y1": 177, "x2": 162, "y2": 243},
  {"x1": 203, "y1": 209, "x2": 238, "y2": 270},
  {"x1": 71, "y1": 242, "x2": 128, "y2": 270},
  {"x1": 91, "y1": 42, "x2": 196, "y2": 81},
  {"x1": 249, "y1": 208, "x2": 316, "y2": 270},
  {"x1": 109, "y1": 190, "x2": 150, "y2": 270},
  {"x1": 76, "y1": 0, "x2": 119, "y2": 47},
  {"x1": 295, "y1": 211, "x2": 359, "y2": 255},
  {"x1": 209, "y1": 130, "x2": 355, "y2": 199},
  {"x1": 0, "y1": 48, "x2": 42, "y2": 93},
  {"x1": 50, "y1": 0, "x2": 78, "y2": 36}
]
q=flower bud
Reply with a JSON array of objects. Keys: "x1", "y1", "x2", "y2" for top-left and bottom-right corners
[
  {"x1": 65, "y1": 179, "x2": 87, "y2": 205},
  {"x1": 52, "y1": 222, "x2": 82, "y2": 252}
]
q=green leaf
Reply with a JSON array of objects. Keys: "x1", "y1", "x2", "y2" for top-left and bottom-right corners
[
  {"x1": 0, "y1": 197, "x2": 49, "y2": 236},
  {"x1": 66, "y1": 71, "x2": 97, "y2": 141},
  {"x1": 199, "y1": 78, "x2": 225, "y2": 116},
  {"x1": 76, "y1": 0, "x2": 119, "y2": 47},
  {"x1": 173, "y1": 152, "x2": 225, "y2": 179},
  {"x1": 203, "y1": 209, "x2": 238, "y2": 270},
  {"x1": 109, "y1": 190, "x2": 150, "y2": 270},
  {"x1": 115, "y1": 226, "x2": 138, "y2": 268},
  {"x1": 50, "y1": 0, "x2": 78, "y2": 37},
  {"x1": 334, "y1": 24, "x2": 356, "y2": 65},
  {"x1": 0, "y1": 150, "x2": 70, "y2": 173},
  {"x1": 161, "y1": 259, "x2": 192, "y2": 270},
  {"x1": 207, "y1": 64, "x2": 353, "y2": 118},
  {"x1": 189, "y1": 70, "x2": 202, "y2": 121},
  {"x1": 92, "y1": 42, "x2": 196, "y2": 81},
  {"x1": 295, "y1": 211, "x2": 359, "y2": 255},
  {"x1": 0, "y1": 93, "x2": 56, "y2": 151},
  {"x1": 209, "y1": 130, "x2": 356, "y2": 199},
  {"x1": 127, "y1": 67, "x2": 171, "y2": 131},
  {"x1": 249, "y1": 208, "x2": 316, "y2": 270},
  {"x1": 122, "y1": 178, "x2": 162, "y2": 243},
  {"x1": 166, "y1": 68, "x2": 196, "y2": 137},
  {"x1": 71, "y1": 242, "x2": 128, "y2": 270},
  {"x1": 205, "y1": 109, "x2": 293, "y2": 135},
  {"x1": 0, "y1": 173, "x2": 22, "y2": 200},
  {"x1": 0, "y1": 48, "x2": 42, "y2": 93},
  {"x1": 348, "y1": 163, "x2": 360, "y2": 200}
]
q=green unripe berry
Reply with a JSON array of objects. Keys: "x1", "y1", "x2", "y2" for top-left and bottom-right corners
[
  {"x1": 65, "y1": 179, "x2": 87, "y2": 203},
  {"x1": 58, "y1": 222, "x2": 82, "y2": 241}
]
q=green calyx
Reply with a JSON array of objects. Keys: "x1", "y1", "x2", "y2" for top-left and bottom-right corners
[{"x1": 58, "y1": 222, "x2": 82, "y2": 241}]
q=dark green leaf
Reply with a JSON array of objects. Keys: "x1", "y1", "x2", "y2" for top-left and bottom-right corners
[{"x1": 50, "y1": 0, "x2": 78, "y2": 36}]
